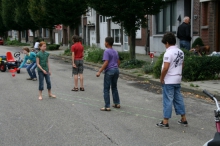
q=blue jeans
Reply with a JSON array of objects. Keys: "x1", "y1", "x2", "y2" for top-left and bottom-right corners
[
  {"x1": 180, "y1": 40, "x2": 190, "y2": 51},
  {"x1": 162, "y1": 84, "x2": 186, "y2": 119},
  {"x1": 26, "y1": 62, "x2": 37, "y2": 79},
  {"x1": 38, "y1": 71, "x2": 51, "y2": 91},
  {"x1": 103, "y1": 68, "x2": 120, "y2": 108}
]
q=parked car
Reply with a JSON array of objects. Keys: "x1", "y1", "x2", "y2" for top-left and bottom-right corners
[{"x1": 0, "y1": 38, "x2": 4, "y2": 45}]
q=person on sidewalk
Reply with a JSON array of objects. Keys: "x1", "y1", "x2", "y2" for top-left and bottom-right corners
[
  {"x1": 71, "y1": 35, "x2": 84, "y2": 91},
  {"x1": 156, "y1": 32, "x2": 188, "y2": 129},
  {"x1": 177, "y1": 16, "x2": 191, "y2": 51},
  {"x1": 96, "y1": 36, "x2": 121, "y2": 111},
  {"x1": 36, "y1": 42, "x2": 56, "y2": 100},
  {"x1": 18, "y1": 47, "x2": 37, "y2": 81},
  {"x1": 34, "y1": 39, "x2": 40, "y2": 53}
]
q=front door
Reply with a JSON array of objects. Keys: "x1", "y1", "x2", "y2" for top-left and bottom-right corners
[{"x1": 216, "y1": 1, "x2": 220, "y2": 52}]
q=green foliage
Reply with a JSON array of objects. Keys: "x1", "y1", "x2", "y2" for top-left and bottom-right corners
[
  {"x1": 42, "y1": 0, "x2": 87, "y2": 27},
  {"x1": 192, "y1": 37, "x2": 204, "y2": 48},
  {"x1": 84, "y1": 47, "x2": 104, "y2": 63},
  {"x1": 14, "y1": 0, "x2": 38, "y2": 31},
  {"x1": 0, "y1": 0, "x2": 8, "y2": 36},
  {"x1": 2, "y1": 0, "x2": 22, "y2": 30},
  {"x1": 47, "y1": 44, "x2": 60, "y2": 50},
  {"x1": 63, "y1": 48, "x2": 71, "y2": 56},
  {"x1": 183, "y1": 56, "x2": 220, "y2": 81},
  {"x1": 120, "y1": 59, "x2": 145, "y2": 69},
  {"x1": 87, "y1": 0, "x2": 167, "y2": 60},
  {"x1": 153, "y1": 52, "x2": 164, "y2": 78},
  {"x1": 5, "y1": 38, "x2": 30, "y2": 46},
  {"x1": 142, "y1": 63, "x2": 154, "y2": 74},
  {"x1": 118, "y1": 52, "x2": 130, "y2": 61}
]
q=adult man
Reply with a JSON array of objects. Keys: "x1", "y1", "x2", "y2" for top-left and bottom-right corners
[
  {"x1": 177, "y1": 16, "x2": 191, "y2": 51},
  {"x1": 156, "y1": 32, "x2": 188, "y2": 129}
]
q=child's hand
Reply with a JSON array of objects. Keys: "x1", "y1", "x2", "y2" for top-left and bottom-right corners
[
  {"x1": 49, "y1": 71, "x2": 51, "y2": 76},
  {"x1": 43, "y1": 70, "x2": 47, "y2": 74},
  {"x1": 96, "y1": 72, "x2": 101, "y2": 77},
  {"x1": 72, "y1": 63, "x2": 77, "y2": 68}
]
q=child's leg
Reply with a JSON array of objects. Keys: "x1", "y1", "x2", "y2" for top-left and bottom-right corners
[
  {"x1": 38, "y1": 71, "x2": 44, "y2": 100},
  {"x1": 74, "y1": 75, "x2": 78, "y2": 88},
  {"x1": 30, "y1": 63, "x2": 37, "y2": 79},
  {"x1": 79, "y1": 74, "x2": 84, "y2": 88},
  {"x1": 26, "y1": 63, "x2": 34, "y2": 79},
  {"x1": 45, "y1": 73, "x2": 55, "y2": 97},
  {"x1": 111, "y1": 69, "x2": 120, "y2": 105},
  {"x1": 103, "y1": 71, "x2": 112, "y2": 108}
]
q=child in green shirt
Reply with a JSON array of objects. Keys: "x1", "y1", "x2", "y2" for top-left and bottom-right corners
[{"x1": 36, "y1": 42, "x2": 56, "y2": 100}]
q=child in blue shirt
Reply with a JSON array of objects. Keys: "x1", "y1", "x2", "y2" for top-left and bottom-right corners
[{"x1": 18, "y1": 47, "x2": 37, "y2": 81}]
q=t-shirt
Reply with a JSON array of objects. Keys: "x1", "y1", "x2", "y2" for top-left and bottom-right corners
[
  {"x1": 19, "y1": 52, "x2": 36, "y2": 68},
  {"x1": 103, "y1": 48, "x2": 119, "y2": 71},
  {"x1": 162, "y1": 46, "x2": 184, "y2": 84},
  {"x1": 36, "y1": 51, "x2": 49, "y2": 71},
  {"x1": 34, "y1": 42, "x2": 40, "y2": 49},
  {"x1": 71, "y1": 42, "x2": 84, "y2": 60}
]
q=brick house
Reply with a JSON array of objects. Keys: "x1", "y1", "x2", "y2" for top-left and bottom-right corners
[{"x1": 200, "y1": 0, "x2": 220, "y2": 52}]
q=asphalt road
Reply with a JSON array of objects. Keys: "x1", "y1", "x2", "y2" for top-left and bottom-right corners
[{"x1": 0, "y1": 46, "x2": 217, "y2": 146}]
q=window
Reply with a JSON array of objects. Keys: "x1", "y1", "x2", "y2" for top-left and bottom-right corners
[
  {"x1": 22, "y1": 30, "x2": 26, "y2": 38},
  {"x1": 44, "y1": 28, "x2": 49, "y2": 38},
  {"x1": 100, "y1": 15, "x2": 106, "y2": 23},
  {"x1": 156, "y1": 1, "x2": 177, "y2": 34},
  {"x1": 202, "y1": 2, "x2": 208, "y2": 26},
  {"x1": 111, "y1": 29, "x2": 121, "y2": 44}
]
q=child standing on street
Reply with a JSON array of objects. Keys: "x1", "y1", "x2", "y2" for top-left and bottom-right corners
[
  {"x1": 96, "y1": 37, "x2": 120, "y2": 111},
  {"x1": 36, "y1": 42, "x2": 56, "y2": 100}
]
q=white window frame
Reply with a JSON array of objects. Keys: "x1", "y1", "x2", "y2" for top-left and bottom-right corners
[{"x1": 111, "y1": 29, "x2": 121, "y2": 45}]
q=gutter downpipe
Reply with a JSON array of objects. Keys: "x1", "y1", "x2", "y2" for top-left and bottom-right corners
[{"x1": 191, "y1": 0, "x2": 194, "y2": 46}]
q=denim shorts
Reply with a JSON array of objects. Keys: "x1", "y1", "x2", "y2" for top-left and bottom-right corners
[{"x1": 72, "y1": 60, "x2": 84, "y2": 75}]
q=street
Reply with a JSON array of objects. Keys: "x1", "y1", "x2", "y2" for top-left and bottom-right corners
[{"x1": 0, "y1": 46, "x2": 217, "y2": 146}]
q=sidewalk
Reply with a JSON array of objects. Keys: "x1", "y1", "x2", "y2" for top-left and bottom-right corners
[{"x1": 45, "y1": 49, "x2": 220, "y2": 99}]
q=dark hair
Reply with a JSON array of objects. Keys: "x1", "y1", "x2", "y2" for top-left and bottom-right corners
[
  {"x1": 161, "y1": 32, "x2": 176, "y2": 45},
  {"x1": 23, "y1": 47, "x2": 30, "y2": 53},
  {"x1": 105, "y1": 37, "x2": 114, "y2": 46},
  {"x1": 78, "y1": 36, "x2": 82, "y2": 42},
  {"x1": 36, "y1": 39, "x2": 40, "y2": 42},
  {"x1": 72, "y1": 35, "x2": 79, "y2": 42}
]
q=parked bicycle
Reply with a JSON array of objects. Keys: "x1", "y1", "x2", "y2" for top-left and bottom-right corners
[{"x1": 203, "y1": 90, "x2": 220, "y2": 146}]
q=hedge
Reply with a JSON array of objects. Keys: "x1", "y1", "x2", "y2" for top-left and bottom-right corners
[
  {"x1": 47, "y1": 44, "x2": 60, "y2": 50},
  {"x1": 153, "y1": 53, "x2": 220, "y2": 81}
]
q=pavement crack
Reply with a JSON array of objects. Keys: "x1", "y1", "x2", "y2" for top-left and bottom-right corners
[{"x1": 92, "y1": 124, "x2": 118, "y2": 145}]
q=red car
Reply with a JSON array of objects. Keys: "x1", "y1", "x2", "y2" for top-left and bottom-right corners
[{"x1": 0, "y1": 38, "x2": 4, "y2": 45}]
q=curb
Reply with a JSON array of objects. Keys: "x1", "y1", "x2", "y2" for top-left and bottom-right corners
[{"x1": 51, "y1": 54, "x2": 220, "y2": 100}]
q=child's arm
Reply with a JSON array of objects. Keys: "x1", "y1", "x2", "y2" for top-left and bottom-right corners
[
  {"x1": 117, "y1": 59, "x2": 120, "y2": 66},
  {"x1": 47, "y1": 57, "x2": 51, "y2": 75},
  {"x1": 36, "y1": 57, "x2": 47, "y2": 74},
  {"x1": 96, "y1": 60, "x2": 108, "y2": 77},
  {"x1": 72, "y1": 52, "x2": 76, "y2": 68},
  {"x1": 18, "y1": 56, "x2": 27, "y2": 69}
]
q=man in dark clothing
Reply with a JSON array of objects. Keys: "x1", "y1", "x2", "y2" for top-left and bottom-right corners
[{"x1": 177, "y1": 16, "x2": 191, "y2": 51}]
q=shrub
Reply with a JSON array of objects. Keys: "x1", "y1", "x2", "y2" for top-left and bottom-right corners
[
  {"x1": 153, "y1": 52, "x2": 164, "y2": 78},
  {"x1": 118, "y1": 52, "x2": 130, "y2": 61},
  {"x1": 192, "y1": 37, "x2": 204, "y2": 48},
  {"x1": 142, "y1": 63, "x2": 154, "y2": 74},
  {"x1": 183, "y1": 56, "x2": 220, "y2": 81},
  {"x1": 84, "y1": 48, "x2": 104, "y2": 63},
  {"x1": 5, "y1": 37, "x2": 30, "y2": 46},
  {"x1": 47, "y1": 44, "x2": 60, "y2": 50},
  {"x1": 120, "y1": 59, "x2": 146, "y2": 69},
  {"x1": 63, "y1": 48, "x2": 71, "y2": 56}
]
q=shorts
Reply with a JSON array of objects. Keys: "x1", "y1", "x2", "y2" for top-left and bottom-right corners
[{"x1": 72, "y1": 60, "x2": 84, "y2": 75}]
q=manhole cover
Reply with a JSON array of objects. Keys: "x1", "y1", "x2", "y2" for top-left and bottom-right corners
[{"x1": 213, "y1": 82, "x2": 219, "y2": 84}]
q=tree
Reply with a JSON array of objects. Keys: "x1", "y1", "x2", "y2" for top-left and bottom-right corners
[
  {"x1": 1, "y1": 0, "x2": 23, "y2": 41},
  {"x1": 42, "y1": 0, "x2": 87, "y2": 45},
  {"x1": 87, "y1": 0, "x2": 168, "y2": 59},
  {"x1": 28, "y1": 0, "x2": 56, "y2": 44},
  {"x1": 14, "y1": 0, "x2": 39, "y2": 45},
  {"x1": 0, "y1": 0, "x2": 8, "y2": 37}
]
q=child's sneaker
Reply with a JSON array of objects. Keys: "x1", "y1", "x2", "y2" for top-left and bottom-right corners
[
  {"x1": 156, "y1": 121, "x2": 169, "y2": 129},
  {"x1": 177, "y1": 120, "x2": 188, "y2": 127}
]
